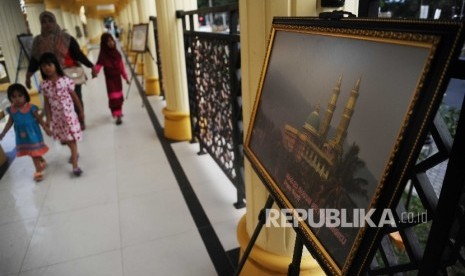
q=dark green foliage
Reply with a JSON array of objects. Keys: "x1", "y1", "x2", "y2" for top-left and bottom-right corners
[{"x1": 439, "y1": 104, "x2": 460, "y2": 138}]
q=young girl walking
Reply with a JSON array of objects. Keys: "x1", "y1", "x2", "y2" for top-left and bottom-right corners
[
  {"x1": 95, "y1": 33, "x2": 129, "y2": 125},
  {"x1": 39, "y1": 52, "x2": 84, "y2": 176},
  {"x1": 0, "y1": 83, "x2": 51, "y2": 181}
]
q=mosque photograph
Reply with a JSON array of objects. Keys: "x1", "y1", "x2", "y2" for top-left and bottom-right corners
[{"x1": 245, "y1": 26, "x2": 437, "y2": 267}]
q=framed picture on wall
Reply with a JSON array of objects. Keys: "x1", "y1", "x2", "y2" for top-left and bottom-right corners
[
  {"x1": 243, "y1": 17, "x2": 465, "y2": 275},
  {"x1": 131, "y1": 23, "x2": 148, "y2": 53}
]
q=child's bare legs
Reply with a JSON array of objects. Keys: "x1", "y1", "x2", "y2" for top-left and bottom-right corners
[
  {"x1": 65, "y1": 140, "x2": 82, "y2": 176},
  {"x1": 32, "y1": 156, "x2": 46, "y2": 181},
  {"x1": 32, "y1": 156, "x2": 44, "y2": 172},
  {"x1": 38, "y1": 156, "x2": 46, "y2": 168}
]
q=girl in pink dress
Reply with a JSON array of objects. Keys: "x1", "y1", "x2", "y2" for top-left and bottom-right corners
[
  {"x1": 95, "y1": 33, "x2": 129, "y2": 125},
  {"x1": 39, "y1": 52, "x2": 84, "y2": 176}
]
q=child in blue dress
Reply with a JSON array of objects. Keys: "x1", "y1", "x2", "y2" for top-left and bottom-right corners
[{"x1": 0, "y1": 83, "x2": 51, "y2": 181}]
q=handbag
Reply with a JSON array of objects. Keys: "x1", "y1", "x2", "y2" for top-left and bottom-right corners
[{"x1": 63, "y1": 66, "x2": 87, "y2": 85}]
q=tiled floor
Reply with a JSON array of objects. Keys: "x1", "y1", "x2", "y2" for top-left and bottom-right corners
[{"x1": 0, "y1": 47, "x2": 245, "y2": 276}]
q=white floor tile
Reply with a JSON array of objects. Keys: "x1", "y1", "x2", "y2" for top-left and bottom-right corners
[
  {"x1": 114, "y1": 139, "x2": 165, "y2": 169},
  {"x1": 191, "y1": 181, "x2": 241, "y2": 224},
  {"x1": 122, "y1": 231, "x2": 217, "y2": 276},
  {"x1": 119, "y1": 189, "x2": 196, "y2": 247},
  {"x1": 40, "y1": 173, "x2": 117, "y2": 215},
  {"x1": 177, "y1": 154, "x2": 231, "y2": 187},
  {"x1": 22, "y1": 203, "x2": 120, "y2": 271},
  {"x1": 171, "y1": 140, "x2": 202, "y2": 158},
  {"x1": 117, "y1": 161, "x2": 177, "y2": 199},
  {"x1": 18, "y1": 250, "x2": 123, "y2": 276},
  {"x1": 0, "y1": 219, "x2": 36, "y2": 275},
  {"x1": 0, "y1": 157, "x2": 49, "y2": 191},
  {"x1": 76, "y1": 146, "x2": 117, "y2": 174},
  {"x1": 0, "y1": 183, "x2": 47, "y2": 226}
]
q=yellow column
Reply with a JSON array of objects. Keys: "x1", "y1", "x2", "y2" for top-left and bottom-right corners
[
  {"x1": 155, "y1": 0, "x2": 196, "y2": 141},
  {"x1": 130, "y1": 0, "x2": 140, "y2": 24},
  {"x1": 130, "y1": 0, "x2": 142, "y2": 74},
  {"x1": 61, "y1": 6, "x2": 74, "y2": 36},
  {"x1": 237, "y1": 0, "x2": 357, "y2": 274},
  {"x1": 44, "y1": 0, "x2": 65, "y2": 30},
  {"x1": 86, "y1": 5, "x2": 103, "y2": 45},
  {"x1": 70, "y1": 9, "x2": 87, "y2": 54},
  {"x1": 125, "y1": 3, "x2": 137, "y2": 63},
  {"x1": 136, "y1": 0, "x2": 159, "y2": 96},
  {"x1": 24, "y1": 0, "x2": 45, "y2": 36},
  {"x1": 116, "y1": 5, "x2": 127, "y2": 46},
  {"x1": 125, "y1": 0, "x2": 134, "y2": 40},
  {"x1": 123, "y1": 2, "x2": 132, "y2": 52}
]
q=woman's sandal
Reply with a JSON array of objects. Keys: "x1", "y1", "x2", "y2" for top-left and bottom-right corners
[{"x1": 33, "y1": 172, "x2": 44, "y2": 182}]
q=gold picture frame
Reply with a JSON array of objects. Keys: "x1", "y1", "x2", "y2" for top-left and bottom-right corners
[{"x1": 243, "y1": 17, "x2": 465, "y2": 275}]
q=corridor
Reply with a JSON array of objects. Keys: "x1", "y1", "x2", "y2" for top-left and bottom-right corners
[{"x1": 0, "y1": 47, "x2": 245, "y2": 275}]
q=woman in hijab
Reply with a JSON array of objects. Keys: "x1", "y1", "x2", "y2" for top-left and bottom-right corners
[{"x1": 25, "y1": 11, "x2": 96, "y2": 130}]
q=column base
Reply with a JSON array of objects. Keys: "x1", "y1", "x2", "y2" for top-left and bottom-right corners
[
  {"x1": 81, "y1": 45, "x2": 89, "y2": 56},
  {"x1": 90, "y1": 36, "x2": 100, "y2": 45},
  {"x1": 236, "y1": 215, "x2": 325, "y2": 276},
  {"x1": 0, "y1": 82, "x2": 10, "y2": 92},
  {"x1": 162, "y1": 108, "x2": 191, "y2": 141},
  {"x1": 145, "y1": 77, "x2": 160, "y2": 96},
  {"x1": 128, "y1": 52, "x2": 137, "y2": 65}
]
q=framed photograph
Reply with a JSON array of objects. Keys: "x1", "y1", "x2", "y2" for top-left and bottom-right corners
[
  {"x1": 17, "y1": 34, "x2": 34, "y2": 61},
  {"x1": 243, "y1": 18, "x2": 465, "y2": 275},
  {"x1": 131, "y1": 23, "x2": 148, "y2": 53}
]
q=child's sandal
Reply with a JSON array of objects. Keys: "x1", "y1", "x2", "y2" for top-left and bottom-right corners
[
  {"x1": 73, "y1": 167, "x2": 83, "y2": 177},
  {"x1": 33, "y1": 172, "x2": 44, "y2": 182},
  {"x1": 40, "y1": 160, "x2": 47, "y2": 171}
]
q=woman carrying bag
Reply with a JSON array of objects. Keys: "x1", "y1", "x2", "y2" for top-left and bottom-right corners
[{"x1": 25, "y1": 11, "x2": 97, "y2": 130}]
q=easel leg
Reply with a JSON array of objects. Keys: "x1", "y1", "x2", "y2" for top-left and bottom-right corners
[
  {"x1": 234, "y1": 195, "x2": 274, "y2": 276},
  {"x1": 126, "y1": 73, "x2": 134, "y2": 99},
  {"x1": 15, "y1": 50, "x2": 23, "y2": 83},
  {"x1": 288, "y1": 235, "x2": 304, "y2": 276},
  {"x1": 126, "y1": 53, "x2": 138, "y2": 99}
]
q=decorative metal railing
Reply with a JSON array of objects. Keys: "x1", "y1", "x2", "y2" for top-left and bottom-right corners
[
  {"x1": 360, "y1": 58, "x2": 465, "y2": 275},
  {"x1": 148, "y1": 16, "x2": 165, "y2": 98},
  {"x1": 176, "y1": 4, "x2": 245, "y2": 208}
]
